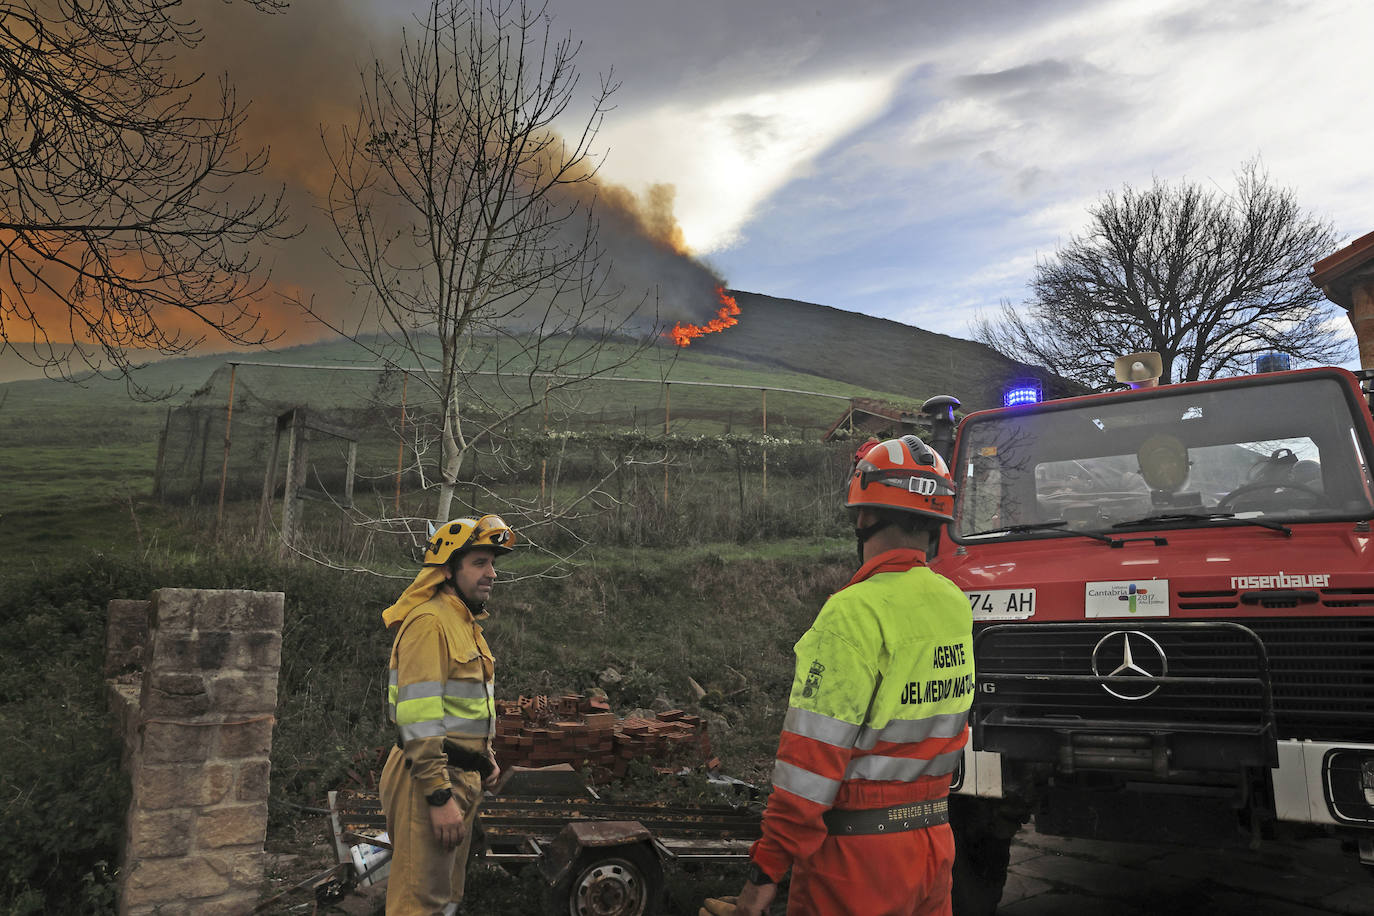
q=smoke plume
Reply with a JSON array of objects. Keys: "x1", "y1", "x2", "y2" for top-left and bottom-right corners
[{"x1": 186, "y1": 0, "x2": 731, "y2": 352}]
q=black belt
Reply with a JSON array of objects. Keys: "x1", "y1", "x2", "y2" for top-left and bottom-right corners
[
  {"x1": 822, "y1": 798, "x2": 948, "y2": 835},
  {"x1": 395, "y1": 738, "x2": 495, "y2": 780}
]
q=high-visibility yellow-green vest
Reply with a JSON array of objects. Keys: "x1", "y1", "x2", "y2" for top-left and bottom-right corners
[{"x1": 751, "y1": 548, "x2": 974, "y2": 880}]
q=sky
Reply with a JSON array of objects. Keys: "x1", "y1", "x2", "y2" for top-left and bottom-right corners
[
  {"x1": 6, "y1": 0, "x2": 1373, "y2": 381},
  {"x1": 554, "y1": 0, "x2": 1374, "y2": 341}
]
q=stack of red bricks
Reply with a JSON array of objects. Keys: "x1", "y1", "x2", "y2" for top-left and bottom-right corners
[{"x1": 492, "y1": 694, "x2": 715, "y2": 779}]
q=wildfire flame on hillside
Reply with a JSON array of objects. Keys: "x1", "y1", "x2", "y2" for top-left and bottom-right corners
[{"x1": 667, "y1": 287, "x2": 741, "y2": 347}]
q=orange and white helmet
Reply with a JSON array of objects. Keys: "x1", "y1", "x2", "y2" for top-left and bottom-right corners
[
  {"x1": 423, "y1": 514, "x2": 516, "y2": 566},
  {"x1": 846, "y1": 436, "x2": 955, "y2": 521}
]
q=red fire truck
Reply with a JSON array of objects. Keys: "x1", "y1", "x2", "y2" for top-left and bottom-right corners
[{"x1": 925, "y1": 360, "x2": 1374, "y2": 913}]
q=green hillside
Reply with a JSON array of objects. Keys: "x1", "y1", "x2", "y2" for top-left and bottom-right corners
[{"x1": 690, "y1": 290, "x2": 1077, "y2": 410}]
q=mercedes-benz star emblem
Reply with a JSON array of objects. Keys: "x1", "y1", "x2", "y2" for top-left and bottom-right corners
[{"x1": 1091, "y1": 630, "x2": 1167, "y2": 700}]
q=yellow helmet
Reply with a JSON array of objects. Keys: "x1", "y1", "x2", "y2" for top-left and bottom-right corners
[{"x1": 423, "y1": 514, "x2": 516, "y2": 566}]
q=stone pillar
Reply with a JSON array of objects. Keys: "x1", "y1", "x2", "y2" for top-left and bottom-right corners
[{"x1": 114, "y1": 588, "x2": 284, "y2": 916}]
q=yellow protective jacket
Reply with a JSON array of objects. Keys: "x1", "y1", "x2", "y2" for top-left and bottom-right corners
[
  {"x1": 386, "y1": 588, "x2": 496, "y2": 794},
  {"x1": 750, "y1": 547, "x2": 975, "y2": 882}
]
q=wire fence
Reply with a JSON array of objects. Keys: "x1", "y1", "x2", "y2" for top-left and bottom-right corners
[{"x1": 156, "y1": 362, "x2": 912, "y2": 560}]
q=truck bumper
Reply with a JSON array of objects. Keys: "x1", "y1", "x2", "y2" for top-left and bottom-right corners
[{"x1": 954, "y1": 739, "x2": 1374, "y2": 832}]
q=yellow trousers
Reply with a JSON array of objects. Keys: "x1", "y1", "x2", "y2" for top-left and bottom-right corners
[{"x1": 379, "y1": 746, "x2": 484, "y2": 915}]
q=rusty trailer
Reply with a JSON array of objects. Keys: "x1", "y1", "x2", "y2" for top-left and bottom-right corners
[{"x1": 324, "y1": 767, "x2": 761, "y2": 915}]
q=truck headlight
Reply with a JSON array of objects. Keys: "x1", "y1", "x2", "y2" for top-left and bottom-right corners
[{"x1": 1323, "y1": 750, "x2": 1374, "y2": 824}]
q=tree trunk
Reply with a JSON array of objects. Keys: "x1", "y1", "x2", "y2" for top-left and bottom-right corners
[{"x1": 435, "y1": 399, "x2": 465, "y2": 523}]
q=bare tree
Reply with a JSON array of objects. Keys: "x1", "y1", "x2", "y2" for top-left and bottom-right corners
[
  {"x1": 974, "y1": 162, "x2": 1348, "y2": 387},
  {"x1": 311, "y1": 0, "x2": 658, "y2": 528},
  {"x1": 0, "y1": 0, "x2": 292, "y2": 387}
]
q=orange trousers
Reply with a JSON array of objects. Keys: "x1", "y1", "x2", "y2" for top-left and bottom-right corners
[
  {"x1": 785, "y1": 823, "x2": 955, "y2": 916},
  {"x1": 379, "y1": 747, "x2": 484, "y2": 916}
]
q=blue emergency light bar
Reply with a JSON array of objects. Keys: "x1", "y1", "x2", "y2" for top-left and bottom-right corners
[{"x1": 1003, "y1": 379, "x2": 1043, "y2": 407}]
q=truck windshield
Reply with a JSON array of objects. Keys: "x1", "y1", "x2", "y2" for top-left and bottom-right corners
[{"x1": 952, "y1": 373, "x2": 1374, "y2": 540}]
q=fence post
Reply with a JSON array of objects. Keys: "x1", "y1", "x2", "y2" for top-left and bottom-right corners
[
  {"x1": 256, "y1": 414, "x2": 284, "y2": 544},
  {"x1": 194, "y1": 413, "x2": 211, "y2": 504},
  {"x1": 761, "y1": 388, "x2": 768, "y2": 500},
  {"x1": 152, "y1": 407, "x2": 171, "y2": 500},
  {"x1": 279, "y1": 410, "x2": 308, "y2": 559},
  {"x1": 663, "y1": 383, "x2": 671, "y2": 509},
  {"x1": 344, "y1": 441, "x2": 357, "y2": 508},
  {"x1": 540, "y1": 383, "x2": 549, "y2": 510},
  {"x1": 215, "y1": 364, "x2": 237, "y2": 539},
  {"x1": 394, "y1": 372, "x2": 408, "y2": 516}
]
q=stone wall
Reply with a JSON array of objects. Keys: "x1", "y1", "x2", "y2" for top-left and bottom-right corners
[{"x1": 107, "y1": 588, "x2": 284, "y2": 916}]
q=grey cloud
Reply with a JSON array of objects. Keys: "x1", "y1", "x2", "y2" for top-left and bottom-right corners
[
  {"x1": 947, "y1": 55, "x2": 1132, "y2": 126},
  {"x1": 955, "y1": 59, "x2": 1098, "y2": 96},
  {"x1": 539, "y1": 0, "x2": 1100, "y2": 109},
  {"x1": 728, "y1": 112, "x2": 781, "y2": 158},
  {"x1": 911, "y1": 122, "x2": 1004, "y2": 160},
  {"x1": 1015, "y1": 165, "x2": 1050, "y2": 195},
  {"x1": 1157, "y1": 0, "x2": 1303, "y2": 40},
  {"x1": 973, "y1": 152, "x2": 1049, "y2": 195}
]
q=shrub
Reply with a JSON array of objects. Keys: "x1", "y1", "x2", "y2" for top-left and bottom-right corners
[
  {"x1": 0, "y1": 539, "x2": 853, "y2": 911},
  {"x1": 0, "y1": 553, "x2": 401, "y2": 911},
  {"x1": 0, "y1": 555, "x2": 162, "y2": 913}
]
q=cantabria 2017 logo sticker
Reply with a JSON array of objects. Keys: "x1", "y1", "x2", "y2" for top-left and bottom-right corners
[{"x1": 1085, "y1": 580, "x2": 1170, "y2": 618}]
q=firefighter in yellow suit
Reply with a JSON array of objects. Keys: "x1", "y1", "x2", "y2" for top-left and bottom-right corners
[{"x1": 380, "y1": 515, "x2": 515, "y2": 915}]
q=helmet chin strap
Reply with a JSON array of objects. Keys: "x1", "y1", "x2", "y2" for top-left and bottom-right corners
[{"x1": 854, "y1": 518, "x2": 891, "y2": 563}]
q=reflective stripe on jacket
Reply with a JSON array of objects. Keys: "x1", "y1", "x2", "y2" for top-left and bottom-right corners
[
  {"x1": 751, "y1": 547, "x2": 974, "y2": 882},
  {"x1": 386, "y1": 591, "x2": 495, "y2": 793}
]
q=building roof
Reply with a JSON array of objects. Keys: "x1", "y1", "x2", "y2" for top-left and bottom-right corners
[
  {"x1": 822, "y1": 398, "x2": 923, "y2": 442},
  {"x1": 1311, "y1": 229, "x2": 1374, "y2": 310}
]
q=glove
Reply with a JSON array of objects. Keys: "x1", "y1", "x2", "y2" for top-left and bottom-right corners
[{"x1": 699, "y1": 895, "x2": 739, "y2": 916}]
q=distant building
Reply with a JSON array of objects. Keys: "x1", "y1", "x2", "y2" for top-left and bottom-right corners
[
  {"x1": 823, "y1": 397, "x2": 925, "y2": 442},
  {"x1": 1311, "y1": 228, "x2": 1374, "y2": 369}
]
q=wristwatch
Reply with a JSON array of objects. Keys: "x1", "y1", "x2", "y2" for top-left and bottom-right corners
[
  {"x1": 425, "y1": 787, "x2": 454, "y2": 807},
  {"x1": 745, "y1": 862, "x2": 776, "y2": 886}
]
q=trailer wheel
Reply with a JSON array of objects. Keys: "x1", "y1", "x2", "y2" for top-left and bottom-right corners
[
  {"x1": 547, "y1": 843, "x2": 664, "y2": 916},
  {"x1": 950, "y1": 797, "x2": 1014, "y2": 916}
]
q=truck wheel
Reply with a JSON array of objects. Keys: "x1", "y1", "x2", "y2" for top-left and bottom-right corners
[
  {"x1": 950, "y1": 799, "x2": 1013, "y2": 916},
  {"x1": 547, "y1": 843, "x2": 664, "y2": 916}
]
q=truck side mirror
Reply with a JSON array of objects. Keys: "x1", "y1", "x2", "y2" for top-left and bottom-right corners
[{"x1": 922, "y1": 395, "x2": 960, "y2": 465}]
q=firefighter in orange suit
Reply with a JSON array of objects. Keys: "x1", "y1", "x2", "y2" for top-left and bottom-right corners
[
  {"x1": 380, "y1": 515, "x2": 515, "y2": 915},
  {"x1": 702, "y1": 437, "x2": 974, "y2": 916}
]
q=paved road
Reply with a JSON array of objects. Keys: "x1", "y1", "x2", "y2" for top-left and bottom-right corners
[{"x1": 1001, "y1": 827, "x2": 1373, "y2": 915}]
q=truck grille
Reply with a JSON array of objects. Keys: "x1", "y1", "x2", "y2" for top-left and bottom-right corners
[
  {"x1": 973, "y1": 618, "x2": 1374, "y2": 742},
  {"x1": 1175, "y1": 587, "x2": 1374, "y2": 611}
]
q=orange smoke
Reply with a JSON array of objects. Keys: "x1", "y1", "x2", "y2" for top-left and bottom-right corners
[
  {"x1": 667, "y1": 287, "x2": 741, "y2": 347},
  {"x1": 0, "y1": 261, "x2": 328, "y2": 352}
]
